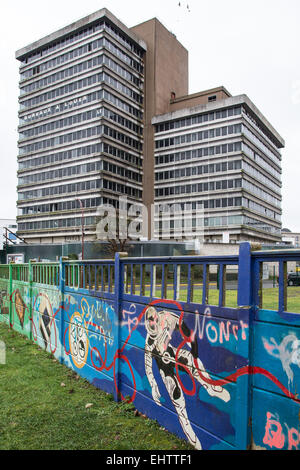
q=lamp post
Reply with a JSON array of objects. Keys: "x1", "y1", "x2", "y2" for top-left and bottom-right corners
[{"x1": 76, "y1": 198, "x2": 84, "y2": 261}]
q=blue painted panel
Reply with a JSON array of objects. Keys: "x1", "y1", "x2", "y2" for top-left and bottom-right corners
[
  {"x1": 252, "y1": 321, "x2": 300, "y2": 399},
  {"x1": 61, "y1": 292, "x2": 118, "y2": 381},
  {"x1": 120, "y1": 300, "x2": 248, "y2": 376},
  {"x1": 252, "y1": 388, "x2": 300, "y2": 450},
  {"x1": 118, "y1": 299, "x2": 245, "y2": 449},
  {"x1": 120, "y1": 381, "x2": 236, "y2": 450},
  {"x1": 256, "y1": 308, "x2": 300, "y2": 325},
  {"x1": 118, "y1": 341, "x2": 236, "y2": 447}
]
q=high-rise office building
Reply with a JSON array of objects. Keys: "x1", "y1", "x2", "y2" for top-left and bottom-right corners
[
  {"x1": 16, "y1": 10, "x2": 146, "y2": 243},
  {"x1": 15, "y1": 8, "x2": 284, "y2": 245},
  {"x1": 153, "y1": 89, "x2": 284, "y2": 243}
]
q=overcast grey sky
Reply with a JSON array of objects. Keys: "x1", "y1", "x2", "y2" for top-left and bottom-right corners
[{"x1": 1, "y1": 0, "x2": 299, "y2": 230}]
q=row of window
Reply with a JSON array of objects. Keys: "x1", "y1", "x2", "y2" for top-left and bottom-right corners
[
  {"x1": 102, "y1": 72, "x2": 143, "y2": 104},
  {"x1": 155, "y1": 160, "x2": 242, "y2": 181},
  {"x1": 21, "y1": 48, "x2": 143, "y2": 95},
  {"x1": 243, "y1": 107, "x2": 280, "y2": 151},
  {"x1": 20, "y1": 72, "x2": 103, "y2": 109},
  {"x1": 155, "y1": 215, "x2": 279, "y2": 232},
  {"x1": 20, "y1": 108, "x2": 102, "y2": 139},
  {"x1": 242, "y1": 179, "x2": 281, "y2": 208},
  {"x1": 196, "y1": 197, "x2": 242, "y2": 209},
  {"x1": 21, "y1": 19, "x2": 144, "y2": 66},
  {"x1": 19, "y1": 159, "x2": 142, "y2": 186},
  {"x1": 154, "y1": 177, "x2": 280, "y2": 209},
  {"x1": 19, "y1": 125, "x2": 102, "y2": 155},
  {"x1": 20, "y1": 197, "x2": 102, "y2": 215},
  {"x1": 243, "y1": 161, "x2": 281, "y2": 195},
  {"x1": 20, "y1": 70, "x2": 143, "y2": 111},
  {"x1": 20, "y1": 106, "x2": 143, "y2": 140},
  {"x1": 102, "y1": 89, "x2": 143, "y2": 120},
  {"x1": 103, "y1": 55, "x2": 142, "y2": 88},
  {"x1": 21, "y1": 40, "x2": 101, "y2": 80},
  {"x1": 21, "y1": 22, "x2": 106, "y2": 65},
  {"x1": 19, "y1": 123, "x2": 143, "y2": 155},
  {"x1": 102, "y1": 179, "x2": 142, "y2": 199},
  {"x1": 102, "y1": 107, "x2": 143, "y2": 135},
  {"x1": 20, "y1": 196, "x2": 144, "y2": 215},
  {"x1": 243, "y1": 216, "x2": 280, "y2": 234},
  {"x1": 102, "y1": 36, "x2": 144, "y2": 73},
  {"x1": 18, "y1": 142, "x2": 142, "y2": 171},
  {"x1": 19, "y1": 176, "x2": 142, "y2": 202},
  {"x1": 155, "y1": 157, "x2": 281, "y2": 195},
  {"x1": 103, "y1": 143, "x2": 142, "y2": 168},
  {"x1": 102, "y1": 161, "x2": 142, "y2": 183},
  {"x1": 154, "y1": 142, "x2": 281, "y2": 192},
  {"x1": 155, "y1": 142, "x2": 242, "y2": 165},
  {"x1": 103, "y1": 125, "x2": 143, "y2": 151},
  {"x1": 155, "y1": 178, "x2": 242, "y2": 197},
  {"x1": 19, "y1": 179, "x2": 101, "y2": 200},
  {"x1": 243, "y1": 142, "x2": 281, "y2": 180},
  {"x1": 21, "y1": 32, "x2": 144, "y2": 82},
  {"x1": 18, "y1": 161, "x2": 102, "y2": 186},
  {"x1": 103, "y1": 20, "x2": 144, "y2": 58},
  {"x1": 155, "y1": 106, "x2": 242, "y2": 133},
  {"x1": 20, "y1": 93, "x2": 92, "y2": 124},
  {"x1": 155, "y1": 124, "x2": 242, "y2": 149},
  {"x1": 155, "y1": 201, "x2": 203, "y2": 213},
  {"x1": 18, "y1": 143, "x2": 102, "y2": 169},
  {"x1": 18, "y1": 216, "x2": 96, "y2": 231},
  {"x1": 243, "y1": 198, "x2": 281, "y2": 221},
  {"x1": 20, "y1": 87, "x2": 143, "y2": 125},
  {"x1": 21, "y1": 52, "x2": 104, "y2": 94},
  {"x1": 243, "y1": 125, "x2": 281, "y2": 165},
  {"x1": 154, "y1": 197, "x2": 281, "y2": 221},
  {"x1": 154, "y1": 215, "x2": 244, "y2": 230}
]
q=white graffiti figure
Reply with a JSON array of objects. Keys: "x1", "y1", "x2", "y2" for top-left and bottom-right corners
[
  {"x1": 144, "y1": 307, "x2": 230, "y2": 450},
  {"x1": 263, "y1": 334, "x2": 300, "y2": 387}
]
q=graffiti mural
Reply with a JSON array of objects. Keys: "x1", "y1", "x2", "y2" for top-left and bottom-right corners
[
  {"x1": 263, "y1": 334, "x2": 300, "y2": 387},
  {"x1": 0, "y1": 288, "x2": 9, "y2": 316},
  {"x1": 144, "y1": 305, "x2": 230, "y2": 449},
  {"x1": 1, "y1": 248, "x2": 300, "y2": 450},
  {"x1": 263, "y1": 411, "x2": 300, "y2": 450}
]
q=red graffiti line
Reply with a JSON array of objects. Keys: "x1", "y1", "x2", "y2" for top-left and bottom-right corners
[{"x1": 67, "y1": 298, "x2": 300, "y2": 405}]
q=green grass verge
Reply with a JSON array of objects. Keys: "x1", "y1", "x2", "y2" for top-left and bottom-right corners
[{"x1": 0, "y1": 323, "x2": 193, "y2": 451}]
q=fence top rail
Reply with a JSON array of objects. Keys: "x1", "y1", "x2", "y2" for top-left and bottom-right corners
[
  {"x1": 64, "y1": 259, "x2": 114, "y2": 265},
  {"x1": 252, "y1": 249, "x2": 300, "y2": 261},
  {"x1": 5, "y1": 262, "x2": 60, "y2": 267},
  {"x1": 120, "y1": 254, "x2": 240, "y2": 264},
  {"x1": 31, "y1": 262, "x2": 60, "y2": 267}
]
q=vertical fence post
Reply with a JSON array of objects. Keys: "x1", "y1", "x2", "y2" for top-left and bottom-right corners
[
  {"x1": 114, "y1": 253, "x2": 122, "y2": 402},
  {"x1": 59, "y1": 257, "x2": 65, "y2": 364},
  {"x1": 9, "y1": 263, "x2": 13, "y2": 329},
  {"x1": 236, "y1": 242, "x2": 253, "y2": 450},
  {"x1": 28, "y1": 260, "x2": 33, "y2": 341}
]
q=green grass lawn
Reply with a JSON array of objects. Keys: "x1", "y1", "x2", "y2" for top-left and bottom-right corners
[
  {"x1": 0, "y1": 323, "x2": 193, "y2": 451},
  {"x1": 142, "y1": 286, "x2": 300, "y2": 313}
]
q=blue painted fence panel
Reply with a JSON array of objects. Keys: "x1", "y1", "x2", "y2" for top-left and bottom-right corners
[{"x1": 1, "y1": 244, "x2": 300, "y2": 450}]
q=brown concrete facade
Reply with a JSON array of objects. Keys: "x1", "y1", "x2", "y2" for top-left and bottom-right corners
[
  {"x1": 169, "y1": 86, "x2": 232, "y2": 112},
  {"x1": 131, "y1": 19, "x2": 189, "y2": 238}
]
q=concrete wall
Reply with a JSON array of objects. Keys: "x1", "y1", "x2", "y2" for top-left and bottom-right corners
[
  {"x1": 169, "y1": 87, "x2": 232, "y2": 113},
  {"x1": 131, "y1": 19, "x2": 189, "y2": 238}
]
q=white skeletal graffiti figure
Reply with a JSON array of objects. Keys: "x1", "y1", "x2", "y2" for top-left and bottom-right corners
[
  {"x1": 144, "y1": 306, "x2": 230, "y2": 450},
  {"x1": 263, "y1": 334, "x2": 300, "y2": 387}
]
